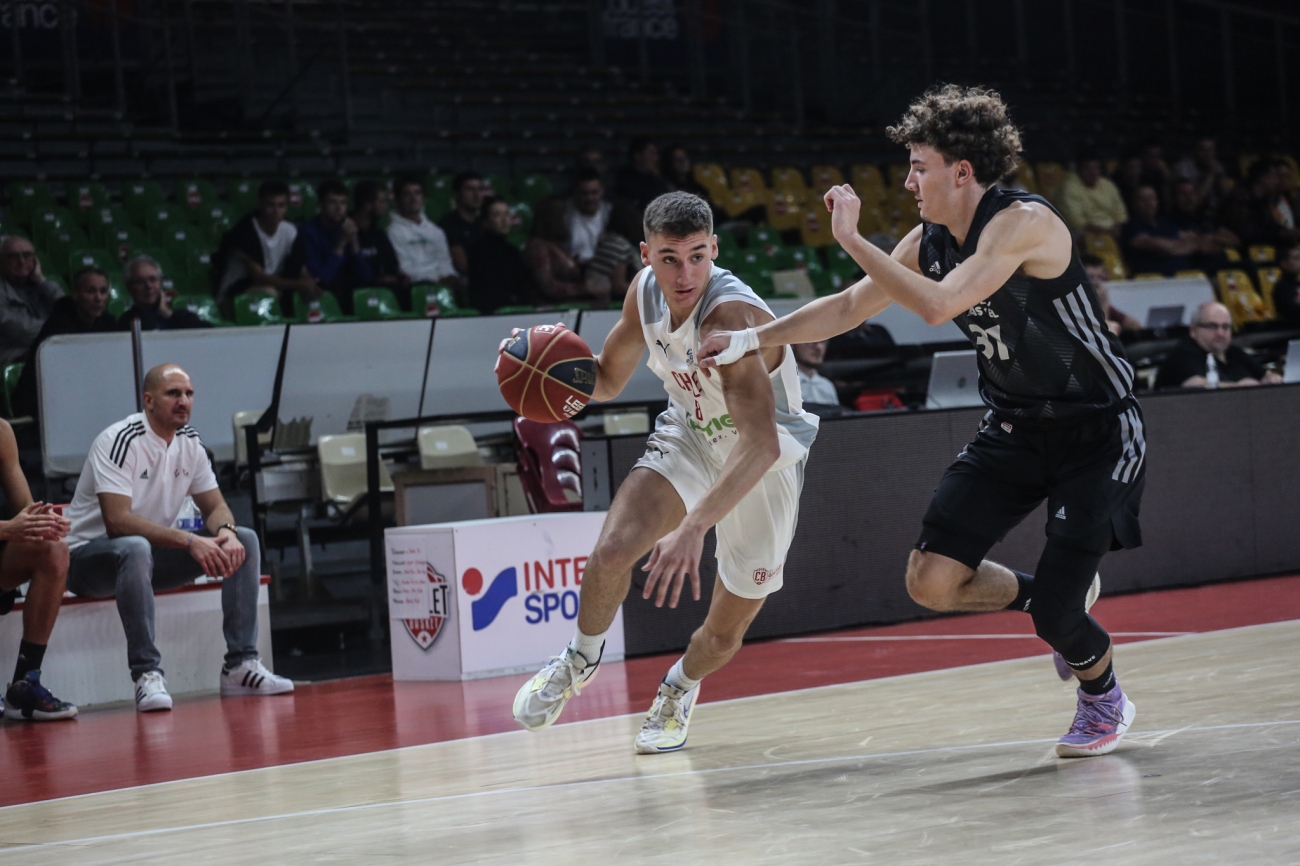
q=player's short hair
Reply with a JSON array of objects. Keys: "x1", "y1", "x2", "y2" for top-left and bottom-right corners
[
  {"x1": 125, "y1": 254, "x2": 163, "y2": 279},
  {"x1": 316, "y1": 178, "x2": 348, "y2": 202},
  {"x1": 70, "y1": 266, "x2": 109, "y2": 290},
  {"x1": 886, "y1": 84, "x2": 1023, "y2": 186},
  {"x1": 642, "y1": 191, "x2": 712, "y2": 239},
  {"x1": 257, "y1": 180, "x2": 290, "y2": 199}
]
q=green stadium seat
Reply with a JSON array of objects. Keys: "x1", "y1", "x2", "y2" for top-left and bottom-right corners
[
  {"x1": 506, "y1": 227, "x2": 528, "y2": 250},
  {"x1": 69, "y1": 182, "x2": 111, "y2": 221},
  {"x1": 107, "y1": 294, "x2": 128, "y2": 320},
  {"x1": 3, "y1": 362, "x2": 23, "y2": 419},
  {"x1": 485, "y1": 174, "x2": 514, "y2": 201},
  {"x1": 286, "y1": 181, "x2": 317, "y2": 222},
  {"x1": 515, "y1": 174, "x2": 553, "y2": 206},
  {"x1": 509, "y1": 201, "x2": 533, "y2": 234},
  {"x1": 102, "y1": 224, "x2": 148, "y2": 266},
  {"x1": 122, "y1": 180, "x2": 164, "y2": 225},
  {"x1": 423, "y1": 174, "x2": 454, "y2": 221},
  {"x1": 225, "y1": 178, "x2": 261, "y2": 214},
  {"x1": 177, "y1": 179, "x2": 219, "y2": 222},
  {"x1": 67, "y1": 248, "x2": 114, "y2": 279},
  {"x1": 294, "y1": 292, "x2": 355, "y2": 324},
  {"x1": 0, "y1": 219, "x2": 26, "y2": 240},
  {"x1": 173, "y1": 295, "x2": 229, "y2": 327},
  {"x1": 715, "y1": 227, "x2": 738, "y2": 253},
  {"x1": 826, "y1": 246, "x2": 860, "y2": 278},
  {"x1": 30, "y1": 206, "x2": 73, "y2": 242},
  {"x1": 182, "y1": 247, "x2": 215, "y2": 295},
  {"x1": 749, "y1": 225, "x2": 783, "y2": 249},
  {"x1": 143, "y1": 206, "x2": 181, "y2": 244},
  {"x1": 6, "y1": 182, "x2": 55, "y2": 223},
  {"x1": 734, "y1": 265, "x2": 775, "y2": 298},
  {"x1": 233, "y1": 294, "x2": 290, "y2": 326},
  {"x1": 40, "y1": 226, "x2": 91, "y2": 264},
  {"x1": 353, "y1": 287, "x2": 417, "y2": 320},
  {"x1": 411, "y1": 283, "x2": 460, "y2": 317},
  {"x1": 85, "y1": 205, "x2": 131, "y2": 245}
]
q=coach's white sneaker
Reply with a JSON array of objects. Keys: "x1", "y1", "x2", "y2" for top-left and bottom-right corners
[
  {"x1": 221, "y1": 659, "x2": 294, "y2": 696},
  {"x1": 135, "y1": 671, "x2": 173, "y2": 712},
  {"x1": 1054, "y1": 573, "x2": 1102, "y2": 681},
  {"x1": 635, "y1": 681, "x2": 700, "y2": 754},
  {"x1": 513, "y1": 645, "x2": 601, "y2": 732}
]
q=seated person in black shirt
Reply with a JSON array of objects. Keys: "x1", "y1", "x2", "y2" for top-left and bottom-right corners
[
  {"x1": 1155, "y1": 301, "x2": 1282, "y2": 390},
  {"x1": 466, "y1": 196, "x2": 539, "y2": 315},
  {"x1": 352, "y1": 180, "x2": 411, "y2": 305},
  {"x1": 1121, "y1": 185, "x2": 1197, "y2": 276},
  {"x1": 1271, "y1": 245, "x2": 1300, "y2": 327},
  {"x1": 438, "y1": 172, "x2": 485, "y2": 276},
  {"x1": 614, "y1": 138, "x2": 671, "y2": 211},
  {"x1": 117, "y1": 256, "x2": 211, "y2": 332},
  {"x1": 1167, "y1": 178, "x2": 1239, "y2": 273},
  {"x1": 12, "y1": 266, "x2": 118, "y2": 419}
]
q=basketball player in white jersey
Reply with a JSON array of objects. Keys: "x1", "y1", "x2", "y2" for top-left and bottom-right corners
[{"x1": 510, "y1": 191, "x2": 819, "y2": 753}]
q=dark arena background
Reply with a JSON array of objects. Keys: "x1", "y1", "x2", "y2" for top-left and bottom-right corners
[{"x1": 2, "y1": 1, "x2": 1300, "y2": 862}]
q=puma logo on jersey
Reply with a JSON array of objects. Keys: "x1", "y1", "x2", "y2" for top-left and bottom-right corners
[{"x1": 655, "y1": 339, "x2": 669, "y2": 355}]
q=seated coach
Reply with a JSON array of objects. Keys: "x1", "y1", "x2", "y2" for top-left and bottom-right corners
[{"x1": 63, "y1": 364, "x2": 292, "y2": 711}]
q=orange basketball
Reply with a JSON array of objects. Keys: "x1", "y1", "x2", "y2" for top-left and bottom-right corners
[{"x1": 496, "y1": 324, "x2": 597, "y2": 422}]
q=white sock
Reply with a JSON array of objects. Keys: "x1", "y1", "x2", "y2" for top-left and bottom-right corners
[
  {"x1": 662, "y1": 657, "x2": 700, "y2": 696},
  {"x1": 567, "y1": 629, "x2": 606, "y2": 669}
]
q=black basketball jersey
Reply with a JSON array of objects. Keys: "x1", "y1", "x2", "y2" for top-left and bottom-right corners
[{"x1": 918, "y1": 187, "x2": 1135, "y2": 426}]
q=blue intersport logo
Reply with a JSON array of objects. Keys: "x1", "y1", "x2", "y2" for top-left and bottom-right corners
[{"x1": 469, "y1": 567, "x2": 518, "y2": 631}]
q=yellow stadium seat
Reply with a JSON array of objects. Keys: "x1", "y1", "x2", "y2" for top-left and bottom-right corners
[
  {"x1": 771, "y1": 167, "x2": 808, "y2": 196},
  {"x1": 887, "y1": 164, "x2": 910, "y2": 190},
  {"x1": 729, "y1": 167, "x2": 767, "y2": 194},
  {"x1": 856, "y1": 206, "x2": 883, "y2": 237},
  {"x1": 694, "y1": 162, "x2": 728, "y2": 197},
  {"x1": 1249, "y1": 245, "x2": 1276, "y2": 264},
  {"x1": 1256, "y1": 266, "x2": 1282, "y2": 316},
  {"x1": 1215, "y1": 269, "x2": 1270, "y2": 327},
  {"x1": 1133, "y1": 273, "x2": 1164, "y2": 280},
  {"x1": 850, "y1": 163, "x2": 884, "y2": 191},
  {"x1": 800, "y1": 207, "x2": 837, "y2": 248},
  {"x1": 810, "y1": 165, "x2": 845, "y2": 195},
  {"x1": 717, "y1": 188, "x2": 765, "y2": 220},
  {"x1": 766, "y1": 191, "x2": 806, "y2": 231},
  {"x1": 1036, "y1": 162, "x2": 1066, "y2": 202},
  {"x1": 1224, "y1": 247, "x2": 1242, "y2": 263},
  {"x1": 1175, "y1": 270, "x2": 1206, "y2": 279},
  {"x1": 1101, "y1": 251, "x2": 1128, "y2": 281},
  {"x1": 1085, "y1": 233, "x2": 1122, "y2": 259}
]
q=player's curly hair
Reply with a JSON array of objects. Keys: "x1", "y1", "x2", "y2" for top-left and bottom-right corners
[{"x1": 886, "y1": 84, "x2": 1023, "y2": 186}]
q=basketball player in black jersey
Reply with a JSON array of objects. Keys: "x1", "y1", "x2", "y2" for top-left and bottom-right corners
[{"x1": 701, "y1": 84, "x2": 1142, "y2": 757}]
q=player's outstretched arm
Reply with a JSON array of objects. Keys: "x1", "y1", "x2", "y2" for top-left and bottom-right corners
[
  {"x1": 826, "y1": 185, "x2": 1066, "y2": 325},
  {"x1": 698, "y1": 228, "x2": 920, "y2": 370},
  {"x1": 642, "y1": 302, "x2": 781, "y2": 608},
  {"x1": 590, "y1": 270, "x2": 649, "y2": 403}
]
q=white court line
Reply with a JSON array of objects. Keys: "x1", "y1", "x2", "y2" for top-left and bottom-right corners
[
  {"x1": 781, "y1": 631, "x2": 1190, "y2": 642},
  {"x1": 7, "y1": 717, "x2": 1300, "y2": 852}
]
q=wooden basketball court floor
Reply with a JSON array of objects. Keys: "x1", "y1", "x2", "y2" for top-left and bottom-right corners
[{"x1": 2, "y1": 576, "x2": 1299, "y2": 864}]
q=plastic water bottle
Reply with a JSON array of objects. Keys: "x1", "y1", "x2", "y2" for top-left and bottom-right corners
[
  {"x1": 174, "y1": 497, "x2": 204, "y2": 532},
  {"x1": 1206, "y1": 353, "x2": 1220, "y2": 389}
]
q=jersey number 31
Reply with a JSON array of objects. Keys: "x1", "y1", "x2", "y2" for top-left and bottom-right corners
[{"x1": 969, "y1": 324, "x2": 1010, "y2": 362}]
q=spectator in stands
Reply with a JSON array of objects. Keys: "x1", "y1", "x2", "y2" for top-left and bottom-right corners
[
  {"x1": 0, "y1": 235, "x2": 62, "y2": 366},
  {"x1": 63, "y1": 364, "x2": 293, "y2": 712},
  {"x1": 1168, "y1": 178, "x2": 1239, "y2": 270},
  {"x1": 585, "y1": 200, "x2": 644, "y2": 302},
  {"x1": 566, "y1": 168, "x2": 612, "y2": 264},
  {"x1": 1139, "y1": 143, "x2": 1173, "y2": 205},
  {"x1": 12, "y1": 267, "x2": 117, "y2": 420},
  {"x1": 0, "y1": 417, "x2": 77, "y2": 721},
  {"x1": 573, "y1": 147, "x2": 610, "y2": 187},
  {"x1": 1059, "y1": 154, "x2": 1128, "y2": 238},
  {"x1": 525, "y1": 197, "x2": 605, "y2": 305},
  {"x1": 351, "y1": 180, "x2": 410, "y2": 302},
  {"x1": 1270, "y1": 245, "x2": 1300, "y2": 327},
  {"x1": 212, "y1": 180, "x2": 313, "y2": 304},
  {"x1": 466, "y1": 197, "x2": 539, "y2": 315},
  {"x1": 1120, "y1": 185, "x2": 1197, "y2": 277},
  {"x1": 1155, "y1": 301, "x2": 1282, "y2": 390},
  {"x1": 1224, "y1": 159, "x2": 1300, "y2": 248},
  {"x1": 1081, "y1": 254, "x2": 1141, "y2": 334},
  {"x1": 387, "y1": 174, "x2": 462, "y2": 297},
  {"x1": 293, "y1": 179, "x2": 373, "y2": 313},
  {"x1": 615, "y1": 138, "x2": 671, "y2": 211},
  {"x1": 438, "y1": 172, "x2": 485, "y2": 276},
  {"x1": 118, "y1": 256, "x2": 210, "y2": 331},
  {"x1": 1111, "y1": 153, "x2": 1145, "y2": 211},
  {"x1": 663, "y1": 144, "x2": 712, "y2": 202},
  {"x1": 792, "y1": 341, "x2": 840, "y2": 406},
  {"x1": 1174, "y1": 137, "x2": 1227, "y2": 212}
]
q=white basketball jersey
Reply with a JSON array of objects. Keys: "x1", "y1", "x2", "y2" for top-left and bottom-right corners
[{"x1": 636, "y1": 265, "x2": 818, "y2": 470}]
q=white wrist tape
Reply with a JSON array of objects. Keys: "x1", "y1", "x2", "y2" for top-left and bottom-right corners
[{"x1": 714, "y1": 327, "x2": 760, "y2": 366}]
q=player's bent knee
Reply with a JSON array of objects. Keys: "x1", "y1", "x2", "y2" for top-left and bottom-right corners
[
  {"x1": 695, "y1": 624, "x2": 743, "y2": 658},
  {"x1": 115, "y1": 536, "x2": 154, "y2": 569},
  {"x1": 905, "y1": 551, "x2": 963, "y2": 611}
]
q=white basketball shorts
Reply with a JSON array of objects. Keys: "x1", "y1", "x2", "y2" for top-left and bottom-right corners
[{"x1": 633, "y1": 410, "x2": 806, "y2": 599}]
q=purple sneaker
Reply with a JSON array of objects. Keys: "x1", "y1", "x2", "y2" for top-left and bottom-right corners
[{"x1": 1056, "y1": 685, "x2": 1135, "y2": 758}]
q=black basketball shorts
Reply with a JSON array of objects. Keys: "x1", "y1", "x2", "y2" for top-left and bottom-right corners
[{"x1": 915, "y1": 400, "x2": 1147, "y2": 570}]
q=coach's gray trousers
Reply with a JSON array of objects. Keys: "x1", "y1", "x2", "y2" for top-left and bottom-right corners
[{"x1": 66, "y1": 528, "x2": 262, "y2": 680}]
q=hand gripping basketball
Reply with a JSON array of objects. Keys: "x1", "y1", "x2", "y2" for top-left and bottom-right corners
[{"x1": 496, "y1": 323, "x2": 597, "y2": 423}]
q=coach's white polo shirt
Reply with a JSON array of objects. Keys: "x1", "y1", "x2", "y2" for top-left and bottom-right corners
[{"x1": 65, "y1": 412, "x2": 219, "y2": 550}]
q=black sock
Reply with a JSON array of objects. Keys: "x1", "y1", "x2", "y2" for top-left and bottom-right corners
[
  {"x1": 13, "y1": 640, "x2": 47, "y2": 683},
  {"x1": 1078, "y1": 661, "x2": 1116, "y2": 696},
  {"x1": 1004, "y1": 570, "x2": 1034, "y2": 612}
]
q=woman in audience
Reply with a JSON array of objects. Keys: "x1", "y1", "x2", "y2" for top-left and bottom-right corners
[
  {"x1": 523, "y1": 197, "x2": 609, "y2": 307},
  {"x1": 585, "y1": 200, "x2": 645, "y2": 303},
  {"x1": 466, "y1": 197, "x2": 539, "y2": 315}
]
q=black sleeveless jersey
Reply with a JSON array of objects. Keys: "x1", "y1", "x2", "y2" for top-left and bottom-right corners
[{"x1": 918, "y1": 187, "x2": 1135, "y2": 426}]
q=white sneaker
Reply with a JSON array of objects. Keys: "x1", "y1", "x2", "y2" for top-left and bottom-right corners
[
  {"x1": 220, "y1": 658, "x2": 294, "y2": 696},
  {"x1": 512, "y1": 645, "x2": 601, "y2": 732},
  {"x1": 135, "y1": 671, "x2": 173, "y2": 712},
  {"x1": 635, "y1": 681, "x2": 700, "y2": 754},
  {"x1": 1054, "y1": 573, "x2": 1102, "y2": 681}
]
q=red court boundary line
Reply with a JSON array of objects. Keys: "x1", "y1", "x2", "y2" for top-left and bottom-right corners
[{"x1": 1, "y1": 574, "x2": 1297, "y2": 808}]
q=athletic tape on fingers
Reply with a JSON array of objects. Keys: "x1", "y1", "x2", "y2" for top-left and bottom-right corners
[{"x1": 713, "y1": 328, "x2": 759, "y2": 366}]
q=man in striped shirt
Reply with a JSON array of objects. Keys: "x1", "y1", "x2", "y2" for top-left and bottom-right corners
[{"x1": 63, "y1": 365, "x2": 292, "y2": 712}]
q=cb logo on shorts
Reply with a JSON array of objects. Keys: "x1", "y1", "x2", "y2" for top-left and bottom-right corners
[{"x1": 753, "y1": 568, "x2": 769, "y2": 585}]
